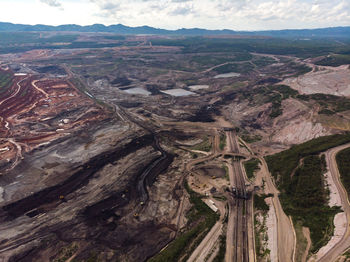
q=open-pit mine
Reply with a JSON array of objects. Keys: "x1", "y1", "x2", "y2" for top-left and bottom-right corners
[{"x1": 1, "y1": 32, "x2": 350, "y2": 262}]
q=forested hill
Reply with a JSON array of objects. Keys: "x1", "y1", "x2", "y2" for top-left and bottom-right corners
[{"x1": 0, "y1": 22, "x2": 349, "y2": 38}]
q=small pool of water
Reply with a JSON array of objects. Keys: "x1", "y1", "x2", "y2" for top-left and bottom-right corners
[
  {"x1": 214, "y1": 72, "x2": 241, "y2": 78},
  {"x1": 161, "y1": 89, "x2": 196, "y2": 97},
  {"x1": 124, "y1": 87, "x2": 151, "y2": 96}
]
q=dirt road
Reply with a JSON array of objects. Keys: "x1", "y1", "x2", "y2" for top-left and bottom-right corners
[
  {"x1": 31, "y1": 80, "x2": 49, "y2": 99},
  {"x1": 258, "y1": 157, "x2": 296, "y2": 262},
  {"x1": 0, "y1": 76, "x2": 28, "y2": 106},
  {"x1": 187, "y1": 200, "x2": 226, "y2": 262},
  {"x1": 317, "y1": 143, "x2": 350, "y2": 262},
  {"x1": 185, "y1": 132, "x2": 224, "y2": 262}
]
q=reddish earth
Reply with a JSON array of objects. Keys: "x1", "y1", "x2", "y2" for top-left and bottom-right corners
[{"x1": 0, "y1": 68, "x2": 108, "y2": 171}]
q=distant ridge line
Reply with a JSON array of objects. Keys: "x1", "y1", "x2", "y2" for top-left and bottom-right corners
[{"x1": 0, "y1": 22, "x2": 349, "y2": 37}]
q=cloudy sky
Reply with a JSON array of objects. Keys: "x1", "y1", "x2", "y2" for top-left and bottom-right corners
[{"x1": 1, "y1": 0, "x2": 349, "y2": 30}]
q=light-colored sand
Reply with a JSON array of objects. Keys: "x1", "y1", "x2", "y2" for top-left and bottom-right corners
[
  {"x1": 272, "y1": 98, "x2": 332, "y2": 145},
  {"x1": 311, "y1": 152, "x2": 348, "y2": 260},
  {"x1": 274, "y1": 121, "x2": 328, "y2": 145},
  {"x1": 325, "y1": 170, "x2": 343, "y2": 207},
  {"x1": 283, "y1": 65, "x2": 350, "y2": 96},
  {"x1": 266, "y1": 197, "x2": 278, "y2": 262},
  {"x1": 188, "y1": 85, "x2": 209, "y2": 90},
  {"x1": 0, "y1": 187, "x2": 3, "y2": 203},
  {"x1": 314, "y1": 213, "x2": 347, "y2": 260}
]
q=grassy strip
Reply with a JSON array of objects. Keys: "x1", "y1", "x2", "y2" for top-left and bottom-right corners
[
  {"x1": 316, "y1": 54, "x2": 350, "y2": 67},
  {"x1": 241, "y1": 134, "x2": 262, "y2": 143},
  {"x1": 254, "y1": 194, "x2": 271, "y2": 212},
  {"x1": 336, "y1": 147, "x2": 350, "y2": 199},
  {"x1": 244, "y1": 158, "x2": 261, "y2": 180},
  {"x1": 148, "y1": 182, "x2": 219, "y2": 262},
  {"x1": 294, "y1": 221, "x2": 309, "y2": 262},
  {"x1": 222, "y1": 164, "x2": 229, "y2": 181},
  {"x1": 212, "y1": 234, "x2": 226, "y2": 262},
  {"x1": 219, "y1": 134, "x2": 226, "y2": 151},
  {"x1": 0, "y1": 71, "x2": 13, "y2": 94},
  {"x1": 265, "y1": 134, "x2": 350, "y2": 253},
  {"x1": 297, "y1": 93, "x2": 350, "y2": 114},
  {"x1": 213, "y1": 62, "x2": 254, "y2": 74},
  {"x1": 192, "y1": 136, "x2": 212, "y2": 152}
]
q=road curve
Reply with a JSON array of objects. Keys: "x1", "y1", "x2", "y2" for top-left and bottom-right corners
[{"x1": 317, "y1": 143, "x2": 350, "y2": 262}]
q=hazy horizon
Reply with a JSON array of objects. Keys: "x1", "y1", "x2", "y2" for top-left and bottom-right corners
[
  {"x1": 1, "y1": 0, "x2": 349, "y2": 31},
  {"x1": 1, "y1": 20, "x2": 350, "y2": 32}
]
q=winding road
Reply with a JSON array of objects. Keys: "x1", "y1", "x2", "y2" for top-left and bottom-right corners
[{"x1": 317, "y1": 143, "x2": 350, "y2": 262}]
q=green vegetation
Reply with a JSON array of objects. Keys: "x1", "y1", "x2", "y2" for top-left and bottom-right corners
[
  {"x1": 53, "y1": 243, "x2": 79, "y2": 262},
  {"x1": 213, "y1": 62, "x2": 254, "y2": 74},
  {"x1": 336, "y1": 147, "x2": 350, "y2": 199},
  {"x1": 223, "y1": 81, "x2": 247, "y2": 91},
  {"x1": 289, "y1": 63, "x2": 312, "y2": 77},
  {"x1": 269, "y1": 85, "x2": 299, "y2": 99},
  {"x1": 241, "y1": 134, "x2": 262, "y2": 143},
  {"x1": 266, "y1": 133, "x2": 350, "y2": 183},
  {"x1": 299, "y1": 93, "x2": 350, "y2": 114},
  {"x1": 266, "y1": 134, "x2": 350, "y2": 252},
  {"x1": 0, "y1": 70, "x2": 13, "y2": 94},
  {"x1": 270, "y1": 100, "x2": 283, "y2": 118},
  {"x1": 244, "y1": 158, "x2": 261, "y2": 180},
  {"x1": 222, "y1": 164, "x2": 229, "y2": 181},
  {"x1": 148, "y1": 182, "x2": 219, "y2": 262},
  {"x1": 190, "y1": 55, "x2": 234, "y2": 66},
  {"x1": 254, "y1": 194, "x2": 271, "y2": 212},
  {"x1": 266, "y1": 85, "x2": 299, "y2": 118},
  {"x1": 192, "y1": 136, "x2": 212, "y2": 152},
  {"x1": 1, "y1": 33, "x2": 350, "y2": 58},
  {"x1": 219, "y1": 134, "x2": 226, "y2": 150},
  {"x1": 103, "y1": 35, "x2": 126, "y2": 40},
  {"x1": 343, "y1": 249, "x2": 350, "y2": 258},
  {"x1": 252, "y1": 56, "x2": 276, "y2": 67},
  {"x1": 251, "y1": 84, "x2": 299, "y2": 118},
  {"x1": 294, "y1": 221, "x2": 310, "y2": 262},
  {"x1": 151, "y1": 37, "x2": 349, "y2": 58},
  {"x1": 254, "y1": 194, "x2": 271, "y2": 259},
  {"x1": 191, "y1": 152, "x2": 198, "y2": 159},
  {"x1": 316, "y1": 54, "x2": 350, "y2": 67},
  {"x1": 318, "y1": 108, "x2": 335, "y2": 115},
  {"x1": 213, "y1": 195, "x2": 227, "y2": 201},
  {"x1": 287, "y1": 155, "x2": 339, "y2": 252}
]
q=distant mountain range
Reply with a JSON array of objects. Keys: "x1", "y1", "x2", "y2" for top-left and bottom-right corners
[{"x1": 1, "y1": 22, "x2": 350, "y2": 38}]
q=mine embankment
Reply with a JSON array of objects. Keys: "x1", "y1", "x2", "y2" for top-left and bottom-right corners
[
  {"x1": 0, "y1": 134, "x2": 156, "y2": 220},
  {"x1": 148, "y1": 181, "x2": 219, "y2": 262},
  {"x1": 266, "y1": 133, "x2": 350, "y2": 254}
]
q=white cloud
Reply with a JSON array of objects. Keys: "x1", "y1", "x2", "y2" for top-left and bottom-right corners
[
  {"x1": 40, "y1": 0, "x2": 62, "y2": 8},
  {"x1": 0, "y1": 0, "x2": 349, "y2": 30}
]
